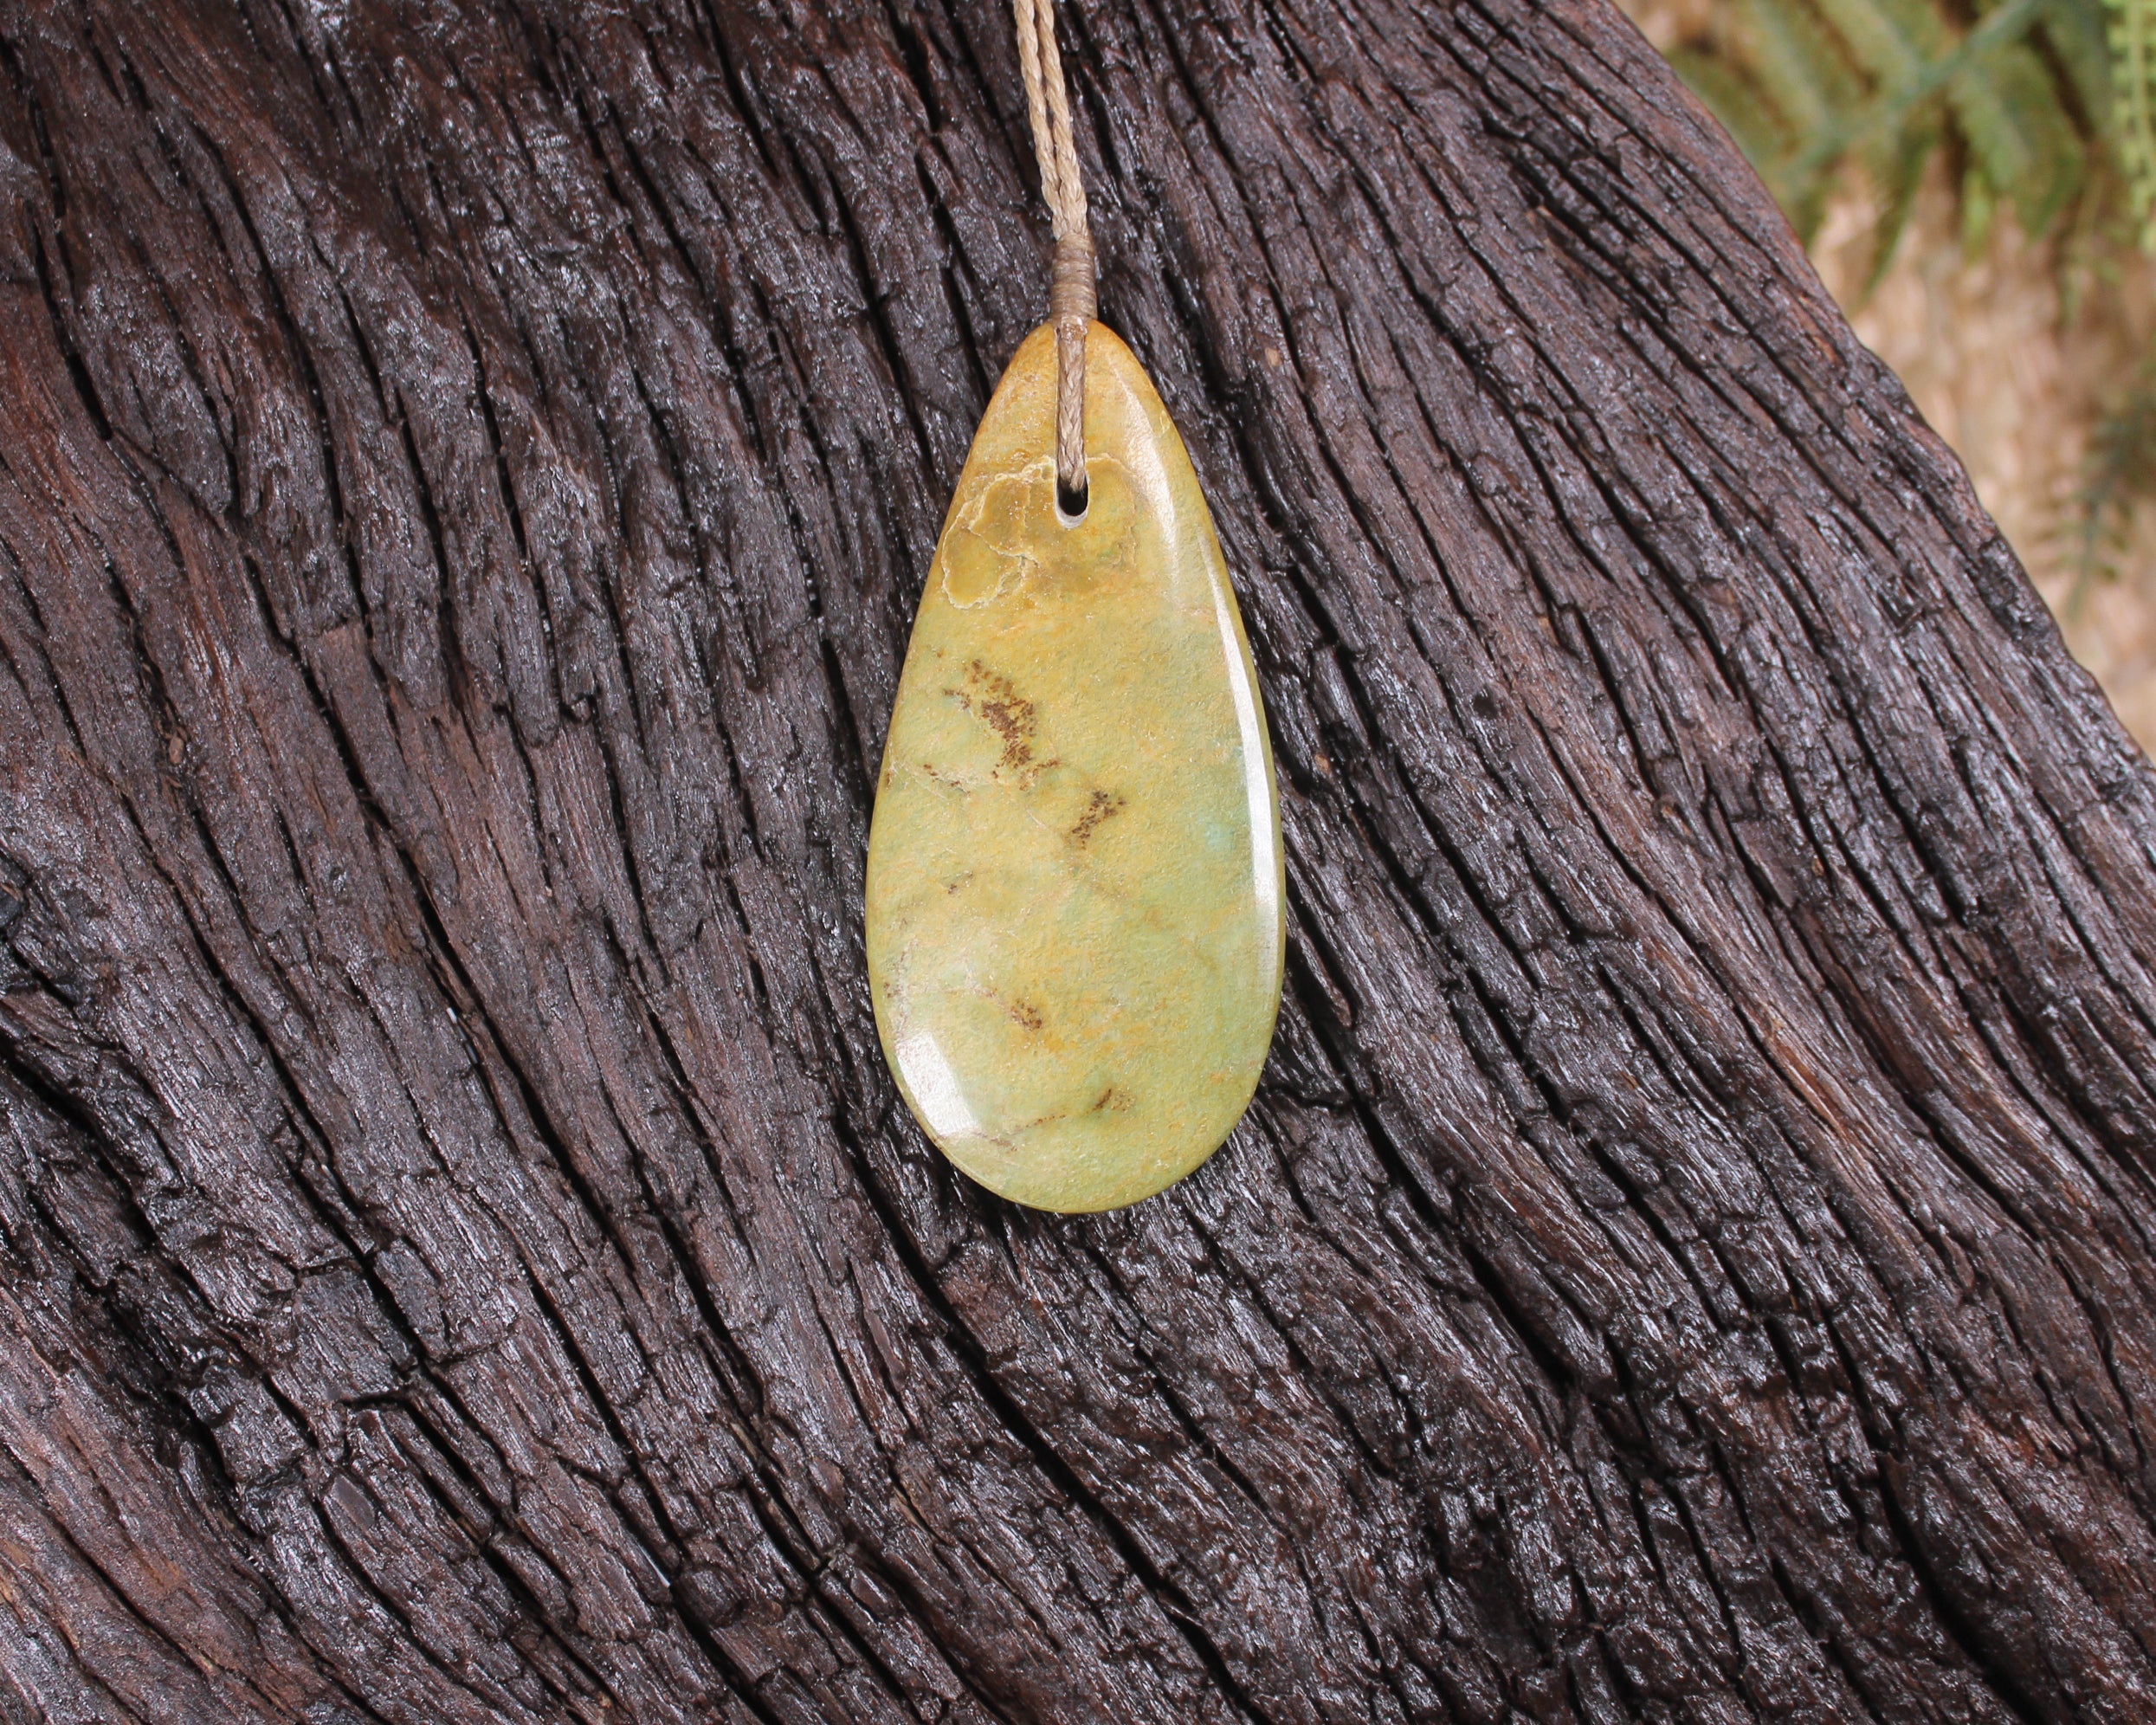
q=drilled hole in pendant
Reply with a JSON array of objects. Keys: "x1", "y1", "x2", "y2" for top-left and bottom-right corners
[{"x1": 1057, "y1": 476, "x2": 1089, "y2": 524}]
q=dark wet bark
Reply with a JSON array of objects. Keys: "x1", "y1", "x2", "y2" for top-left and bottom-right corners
[{"x1": 2, "y1": 0, "x2": 2153, "y2": 1718}]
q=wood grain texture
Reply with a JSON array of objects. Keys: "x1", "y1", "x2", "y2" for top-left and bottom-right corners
[{"x1": 1, "y1": 0, "x2": 2153, "y2": 1718}]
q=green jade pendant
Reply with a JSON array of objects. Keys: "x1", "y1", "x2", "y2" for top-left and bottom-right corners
[{"x1": 865, "y1": 322, "x2": 1284, "y2": 1212}]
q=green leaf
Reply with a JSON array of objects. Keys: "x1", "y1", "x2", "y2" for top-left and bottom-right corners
[{"x1": 1663, "y1": 0, "x2": 2113, "y2": 258}]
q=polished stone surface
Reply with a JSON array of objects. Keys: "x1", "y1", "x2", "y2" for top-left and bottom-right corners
[{"x1": 866, "y1": 321, "x2": 1282, "y2": 1212}]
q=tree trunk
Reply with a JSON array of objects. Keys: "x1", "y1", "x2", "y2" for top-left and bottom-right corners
[{"x1": 2, "y1": 0, "x2": 2153, "y2": 1717}]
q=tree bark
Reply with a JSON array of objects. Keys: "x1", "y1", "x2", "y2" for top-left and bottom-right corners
[{"x1": 2, "y1": 0, "x2": 2153, "y2": 1717}]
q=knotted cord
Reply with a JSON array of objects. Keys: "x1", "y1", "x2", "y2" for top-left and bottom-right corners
[{"x1": 1011, "y1": 0, "x2": 1094, "y2": 509}]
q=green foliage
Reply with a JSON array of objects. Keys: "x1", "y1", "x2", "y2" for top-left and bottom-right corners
[
  {"x1": 2113, "y1": 0, "x2": 2156, "y2": 243},
  {"x1": 1663, "y1": 0, "x2": 2156, "y2": 578},
  {"x1": 2072, "y1": 363, "x2": 2156, "y2": 599},
  {"x1": 1664, "y1": 0, "x2": 2116, "y2": 274},
  {"x1": 1673, "y1": 0, "x2": 2156, "y2": 573}
]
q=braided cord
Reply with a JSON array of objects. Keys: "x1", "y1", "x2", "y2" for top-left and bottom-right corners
[{"x1": 1012, "y1": 0, "x2": 1094, "y2": 506}]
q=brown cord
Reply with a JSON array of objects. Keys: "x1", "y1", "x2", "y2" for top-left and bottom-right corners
[{"x1": 1012, "y1": 0, "x2": 1094, "y2": 506}]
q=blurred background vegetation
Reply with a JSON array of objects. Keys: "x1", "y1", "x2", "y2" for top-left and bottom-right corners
[{"x1": 1622, "y1": 0, "x2": 2156, "y2": 748}]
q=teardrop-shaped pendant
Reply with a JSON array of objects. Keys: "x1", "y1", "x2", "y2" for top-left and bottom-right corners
[{"x1": 866, "y1": 322, "x2": 1283, "y2": 1212}]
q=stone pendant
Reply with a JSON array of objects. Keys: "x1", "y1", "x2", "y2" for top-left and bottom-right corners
[{"x1": 865, "y1": 321, "x2": 1283, "y2": 1212}]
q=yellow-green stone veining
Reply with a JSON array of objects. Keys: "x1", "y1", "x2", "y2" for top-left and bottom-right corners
[{"x1": 865, "y1": 321, "x2": 1284, "y2": 1212}]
